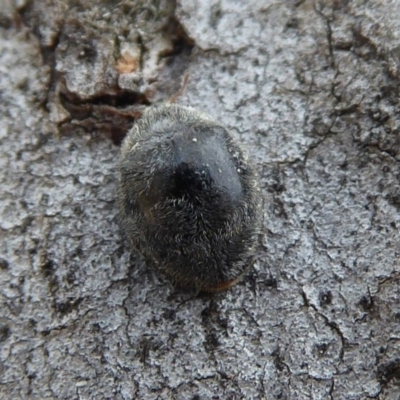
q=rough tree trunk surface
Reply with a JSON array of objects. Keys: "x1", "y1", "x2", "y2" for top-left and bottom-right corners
[{"x1": 1, "y1": 0, "x2": 400, "y2": 399}]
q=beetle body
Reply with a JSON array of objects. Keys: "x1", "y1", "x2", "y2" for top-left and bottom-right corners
[{"x1": 118, "y1": 104, "x2": 260, "y2": 291}]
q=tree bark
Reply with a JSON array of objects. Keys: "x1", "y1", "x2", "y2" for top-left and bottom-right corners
[{"x1": 1, "y1": 0, "x2": 400, "y2": 399}]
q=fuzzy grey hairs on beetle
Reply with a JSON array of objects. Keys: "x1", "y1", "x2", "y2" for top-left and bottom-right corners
[{"x1": 118, "y1": 104, "x2": 261, "y2": 292}]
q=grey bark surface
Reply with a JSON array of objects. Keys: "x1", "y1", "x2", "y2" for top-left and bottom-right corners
[{"x1": 1, "y1": 0, "x2": 400, "y2": 399}]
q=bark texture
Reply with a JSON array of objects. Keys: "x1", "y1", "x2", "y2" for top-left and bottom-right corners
[{"x1": 1, "y1": 0, "x2": 400, "y2": 399}]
